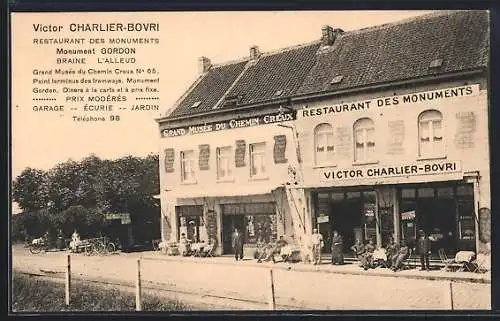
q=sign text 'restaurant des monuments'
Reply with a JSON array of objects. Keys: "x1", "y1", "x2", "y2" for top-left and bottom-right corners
[{"x1": 299, "y1": 85, "x2": 479, "y2": 119}]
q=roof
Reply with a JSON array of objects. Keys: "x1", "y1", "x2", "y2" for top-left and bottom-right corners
[
  {"x1": 164, "y1": 10, "x2": 489, "y2": 120},
  {"x1": 297, "y1": 10, "x2": 489, "y2": 95},
  {"x1": 223, "y1": 43, "x2": 321, "y2": 106},
  {"x1": 167, "y1": 61, "x2": 248, "y2": 117}
]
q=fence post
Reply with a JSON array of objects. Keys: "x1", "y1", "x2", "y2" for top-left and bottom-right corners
[
  {"x1": 444, "y1": 281, "x2": 454, "y2": 310},
  {"x1": 65, "y1": 254, "x2": 71, "y2": 306},
  {"x1": 136, "y1": 258, "x2": 142, "y2": 311},
  {"x1": 267, "y1": 268, "x2": 276, "y2": 310}
]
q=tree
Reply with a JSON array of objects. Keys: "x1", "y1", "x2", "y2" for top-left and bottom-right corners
[
  {"x1": 12, "y1": 168, "x2": 50, "y2": 211},
  {"x1": 12, "y1": 154, "x2": 161, "y2": 241}
]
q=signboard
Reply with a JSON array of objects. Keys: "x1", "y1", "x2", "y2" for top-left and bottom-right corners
[
  {"x1": 317, "y1": 215, "x2": 329, "y2": 224},
  {"x1": 104, "y1": 213, "x2": 131, "y2": 224},
  {"x1": 479, "y1": 207, "x2": 491, "y2": 243},
  {"x1": 321, "y1": 160, "x2": 462, "y2": 181},
  {"x1": 161, "y1": 111, "x2": 296, "y2": 137},
  {"x1": 401, "y1": 210, "x2": 416, "y2": 221},
  {"x1": 298, "y1": 84, "x2": 479, "y2": 119}
]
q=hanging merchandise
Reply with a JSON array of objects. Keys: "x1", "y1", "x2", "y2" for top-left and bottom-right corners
[{"x1": 401, "y1": 210, "x2": 416, "y2": 221}]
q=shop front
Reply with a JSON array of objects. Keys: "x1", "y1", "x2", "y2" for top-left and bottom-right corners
[
  {"x1": 176, "y1": 205, "x2": 205, "y2": 243},
  {"x1": 221, "y1": 202, "x2": 277, "y2": 254},
  {"x1": 398, "y1": 182, "x2": 475, "y2": 254},
  {"x1": 311, "y1": 180, "x2": 477, "y2": 256},
  {"x1": 313, "y1": 189, "x2": 377, "y2": 253}
]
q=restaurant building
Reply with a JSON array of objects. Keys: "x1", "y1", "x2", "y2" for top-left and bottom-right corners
[{"x1": 156, "y1": 10, "x2": 490, "y2": 256}]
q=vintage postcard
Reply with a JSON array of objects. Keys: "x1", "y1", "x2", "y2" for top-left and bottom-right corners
[{"x1": 9, "y1": 10, "x2": 492, "y2": 312}]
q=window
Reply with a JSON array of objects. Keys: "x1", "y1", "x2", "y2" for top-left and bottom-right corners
[
  {"x1": 314, "y1": 123, "x2": 335, "y2": 166},
  {"x1": 418, "y1": 110, "x2": 444, "y2": 158},
  {"x1": 217, "y1": 146, "x2": 233, "y2": 180},
  {"x1": 249, "y1": 142, "x2": 267, "y2": 178},
  {"x1": 458, "y1": 200, "x2": 475, "y2": 240},
  {"x1": 354, "y1": 118, "x2": 375, "y2": 162},
  {"x1": 180, "y1": 150, "x2": 196, "y2": 182}
]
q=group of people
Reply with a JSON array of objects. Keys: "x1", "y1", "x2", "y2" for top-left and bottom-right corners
[
  {"x1": 255, "y1": 235, "x2": 290, "y2": 263},
  {"x1": 310, "y1": 228, "x2": 433, "y2": 272},
  {"x1": 178, "y1": 232, "x2": 216, "y2": 257},
  {"x1": 185, "y1": 226, "x2": 433, "y2": 271}
]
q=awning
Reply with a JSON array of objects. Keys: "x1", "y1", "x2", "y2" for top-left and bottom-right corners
[{"x1": 170, "y1": 184, "x2": 280, "y2": 200}]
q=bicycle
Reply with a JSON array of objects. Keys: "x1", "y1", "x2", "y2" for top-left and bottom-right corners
[
  {"x1": 29, "y1": 238, "x2": 49, "y2": 254},
  {"x1": 83, "y1": 238, "x2": 100, "y2": 256},
  {"x1": 97, "y1": 237, "x2": 117, "y2": 255}
]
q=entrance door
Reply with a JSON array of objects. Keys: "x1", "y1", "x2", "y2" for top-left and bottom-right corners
[
  {"x1": 331, "y1": 199, "x2": 363, "y2": 253},
  {"x1": 318, "y1": 216, "x2": 331, "y2": 253},
  {"x1": 222, "y1": 215, "x2": 244, "y2": 254},
  {"x1": 417, "y1": 198, "x2": 457, "y2": 254}
]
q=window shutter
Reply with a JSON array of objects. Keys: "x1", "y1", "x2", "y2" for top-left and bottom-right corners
[
  {"x1": 235, "y1": 140, "x2": 246, "y2": 167},
  {"x1": 273, "y1": 135, "x2": 288, "y2": 164},
  {"x1": 198, "y1": 144, "x2": 210, "y2": 170},
  {"x1": 164, "y1": 148, "x2": 175, "y2": 173}
]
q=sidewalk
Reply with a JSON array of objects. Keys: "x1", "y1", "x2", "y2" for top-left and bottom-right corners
[{"x1": 141, "y1": 251, "x2": 491, "y2": 284}]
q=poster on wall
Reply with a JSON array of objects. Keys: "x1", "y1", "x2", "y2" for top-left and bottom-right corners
[{"x1": 8, "y1": 4, "x2": 492, "y2": 313}]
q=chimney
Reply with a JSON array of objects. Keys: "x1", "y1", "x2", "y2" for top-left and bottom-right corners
[
  {"x1": 249, "y1": 45, "x2": 261, "y2": 60},
  {"x1": 321, "y1": 26, "x2": 343, "y2": 46},
  {"x1": 198, "y1": 56, "x2": 212, "y2": 74}
]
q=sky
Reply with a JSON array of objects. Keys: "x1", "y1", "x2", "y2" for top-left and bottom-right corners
[{"x1": 11, "y1": 10, "x2": 436, "y2": 182}]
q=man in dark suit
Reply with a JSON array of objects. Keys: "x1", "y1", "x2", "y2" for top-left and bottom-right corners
[
  {"x1": 232, "y1": 228, "x2": 244, "y2": 261},
  {"x1": 416, "y1": 229, "x2": 431, "y2": 271}
]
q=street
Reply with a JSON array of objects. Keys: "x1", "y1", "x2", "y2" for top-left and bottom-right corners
[{"x1": 11, "y1": 246, "x2": 491, "y2": 310}]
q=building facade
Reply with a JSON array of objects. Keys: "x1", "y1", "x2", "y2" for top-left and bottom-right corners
[{"x1": 156, "y1": 10, "x2": 490, "y2": 256}]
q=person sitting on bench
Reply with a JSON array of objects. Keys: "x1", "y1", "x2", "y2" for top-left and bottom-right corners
[
  {"x1": 391, "y1": 240, "x2": 410, "y2": 272},
  {"x1": 257, "y1": 242, "x2": 275, "y2": 263},
  {"x1": 364, "y1": 239, "x2": 376, "y2": 269},
  {"x1": 69, "y1": 229, "x2": 82, "y2": 253},
  {"x1": 351, "y1": 239, "x2": 370, "y2": 270},
  {"x1": 385, "y1": 237, "x2": 400, "y2": 263}
]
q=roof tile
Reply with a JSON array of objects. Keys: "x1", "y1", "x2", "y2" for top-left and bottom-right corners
[
  {"x1": 166, "y1": 10, "x2": 488, "y2": 119},
  {"x1": 297, "y1": 10, "x2": 489, "y2": 95},
  {"x1": 219, "y1": 43, "x2": 321, "y2": 108},
  {"x1": 167, "y1": 61, "x2": 248, "y2": 117}
]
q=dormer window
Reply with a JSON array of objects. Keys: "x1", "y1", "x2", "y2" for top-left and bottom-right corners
[
  {"x1": 330, "y1": 75, "x2": 343, "y2": 84},
  {"x1": 191, "y1": 101, "x2": 201, "y2": 108},
  {"x1": 429, "y1": 59, "x2": 443, "y2": 68},
  {"x1": 274, "y1": 90, "x2": 283, "y2": 97},
  {"x1": 222, "y1": 94, "x2": 243, "y2": 107}
]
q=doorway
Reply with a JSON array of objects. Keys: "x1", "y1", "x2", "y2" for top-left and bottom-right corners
[
  {"x1": 222, "y1": 215, "x2": 244, "y2": 254},
  {"x1": 314, "y1": 190, "x2": 367, "y2": 253},
  {"x1": 330, "y1": 199, "x2": 363, "y2": 253},
  {"x1": 399, "y1": 183, "x2": 474, "y2": 255}
]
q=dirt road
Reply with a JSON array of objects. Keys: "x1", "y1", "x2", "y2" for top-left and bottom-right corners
[{"x1": 11, "y1": 246, "x2": 491, "y2": 310}]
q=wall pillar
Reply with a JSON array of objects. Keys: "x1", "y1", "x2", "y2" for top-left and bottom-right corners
[
  {"x1": 215, "y1": 203, "x2": 223, "y2": 256},
  {"x1": 375, "y1": 192, "x2": 382, "y2": 248},
  {"x1": 473, "y1": 178, "x2": 481, "y2": 253},
  {"x1": 392, "y1": 186, "x2": 401, "y2": 243}
]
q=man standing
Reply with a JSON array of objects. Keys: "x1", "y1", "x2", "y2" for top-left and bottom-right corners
[
  {"x1": 311, "y1": 228, "x2": 324, "y2": 265},
  {"x1": 232, "y1": 228, "x2": 244, "y2": 261},
  {"x1": 416, "y1": 229, "x2": 431, "y2": 271}
]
